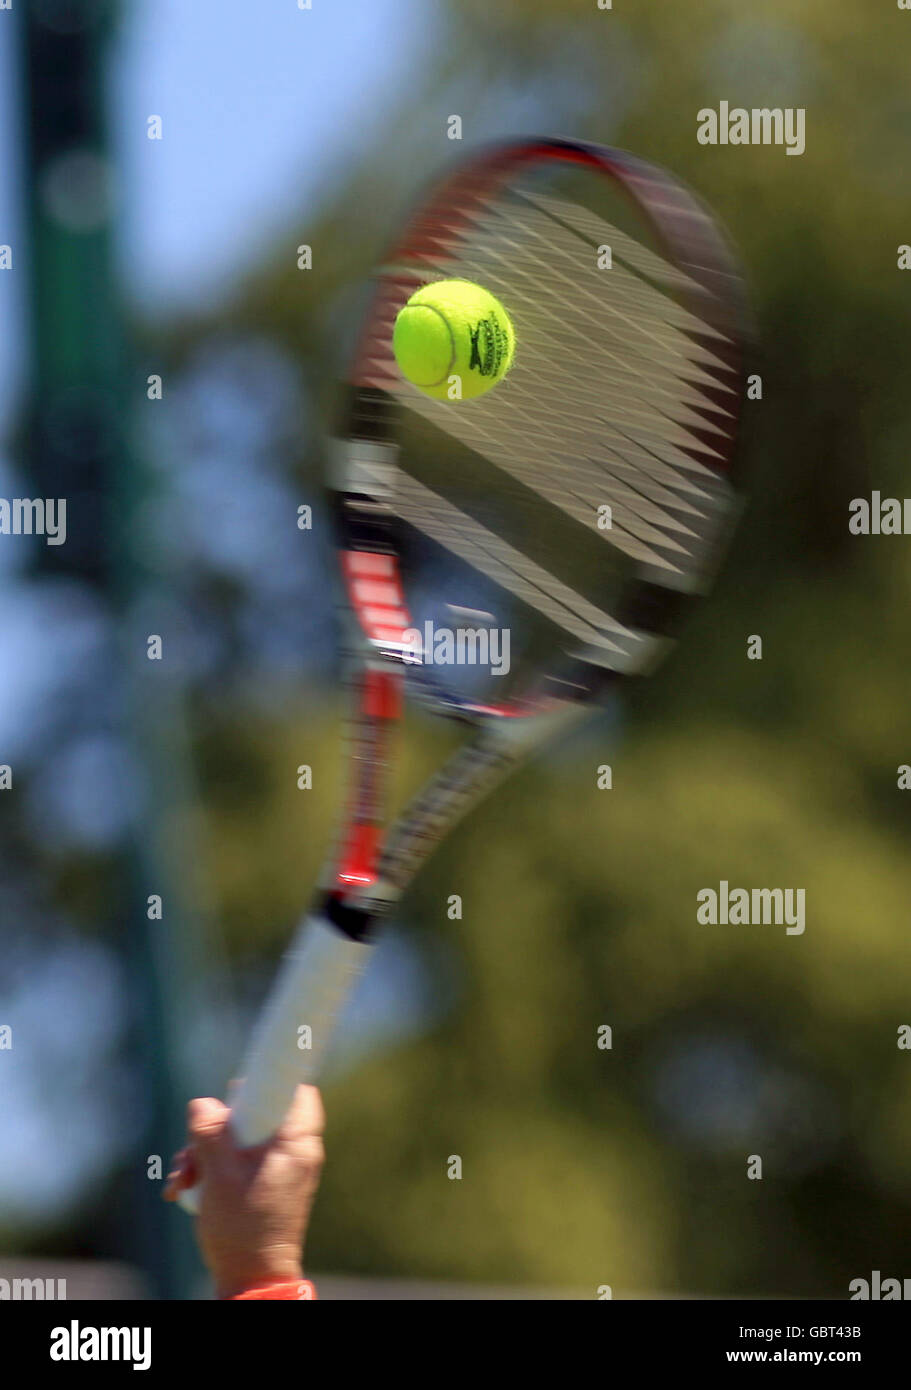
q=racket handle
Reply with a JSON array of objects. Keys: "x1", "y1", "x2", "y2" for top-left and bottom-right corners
[{"x1": 177, "y1": 912, "x2": 371, "y2": 1215}]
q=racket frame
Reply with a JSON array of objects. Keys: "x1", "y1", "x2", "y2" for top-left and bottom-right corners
[{"x1": 179, "y1": 136, "x2": 748, "y2": 1207}]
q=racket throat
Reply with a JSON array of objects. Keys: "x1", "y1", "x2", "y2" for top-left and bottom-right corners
[
  {"x1": 321, "y1": 888, "x2": 378, "y2": 944},
  {"x1": 326, "y1": 821, "x2": 385, "y2": 941}
]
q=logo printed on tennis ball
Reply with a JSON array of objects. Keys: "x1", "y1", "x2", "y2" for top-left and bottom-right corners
[{"x1": 392, "y1": 279, "x2": 515, "y2": 401}]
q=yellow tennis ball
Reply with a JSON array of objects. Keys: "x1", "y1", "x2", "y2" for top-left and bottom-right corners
[{"x1": 392, "y1": 279, "x2": 516, "y2": 401}]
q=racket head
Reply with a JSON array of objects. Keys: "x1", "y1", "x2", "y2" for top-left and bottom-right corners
[{"x1": 332, "y1": 138, "x2": 749, "y2": 721}]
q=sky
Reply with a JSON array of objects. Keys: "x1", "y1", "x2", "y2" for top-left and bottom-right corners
[
  {"x1": 0, "y1": 0, "x2": 438, "y2": 428},
  {"x1": 112, "y1": 0, "x2": 437, "y2": 317}
]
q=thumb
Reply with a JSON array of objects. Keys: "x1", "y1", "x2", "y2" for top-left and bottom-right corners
[{"x1": 186, "y1": 1096, "x2": 231, "y2": 1150}]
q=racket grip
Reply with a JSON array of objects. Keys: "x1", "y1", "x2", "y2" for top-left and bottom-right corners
[{"x1": 177, "y1": 912, "x2": 371, "y2": 1215}]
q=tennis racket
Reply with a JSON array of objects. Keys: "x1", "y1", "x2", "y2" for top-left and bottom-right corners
[{"x1": 180, "y1": 136, "x2": 748, "y2": 1209}]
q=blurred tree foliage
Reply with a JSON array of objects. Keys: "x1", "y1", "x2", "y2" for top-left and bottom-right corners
[{"x1": 157, "y1": 1, "x2": 911, "y2": 1293}]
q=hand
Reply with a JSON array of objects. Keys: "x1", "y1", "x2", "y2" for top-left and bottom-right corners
[{"x1": 164, "y1": 1084, "x2": 325, "y2": 1299}]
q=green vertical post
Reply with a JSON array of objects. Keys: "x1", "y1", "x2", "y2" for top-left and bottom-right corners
[{"x1": 16, "y1": 0, "x2": 199, "y2": 1298}]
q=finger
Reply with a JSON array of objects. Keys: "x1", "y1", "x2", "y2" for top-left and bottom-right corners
[
  {"x1": 187, "y1": 1095, "x2": 231, "y2": 1147},
  {"x1": 163, "y1": 1147, "x2": 197, "y2": 1200},
  {"x1": 166, "y1": 1145, "x2": 190, "y2": 1178},
  {"x1": 276, "y1": 1084, "x2": 325, "y2": 1142}
]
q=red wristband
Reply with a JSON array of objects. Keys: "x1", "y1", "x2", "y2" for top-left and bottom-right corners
[{"x1": 230, "y1": 1280, "x2": 317, "y2": 1301}]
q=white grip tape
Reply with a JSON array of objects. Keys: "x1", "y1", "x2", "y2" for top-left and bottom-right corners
[{"x1": 178, "y1": 914, "x2": 370, "y2": 1215}]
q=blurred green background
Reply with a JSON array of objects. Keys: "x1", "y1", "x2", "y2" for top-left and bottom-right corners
[{"x1": 1, "y1": 0, "x2": 910, "y2": 1298}]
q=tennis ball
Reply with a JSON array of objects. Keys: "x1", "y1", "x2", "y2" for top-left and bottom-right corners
[{"x1": 392, "y1": 279, "x2": 515, "y2": 401}]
